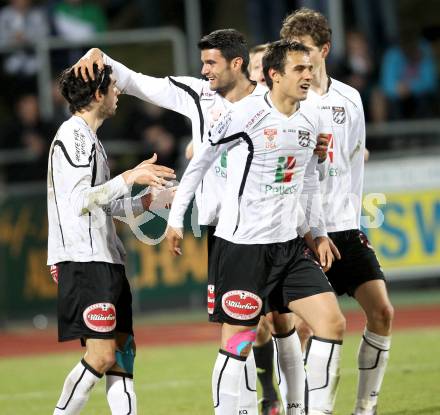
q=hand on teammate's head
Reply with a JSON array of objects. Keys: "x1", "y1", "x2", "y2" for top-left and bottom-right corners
[{"x1": 73, "y1": 48, "x2": 104, "y2": 81}]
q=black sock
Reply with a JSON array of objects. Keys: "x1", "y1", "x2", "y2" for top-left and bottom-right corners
[{"x1": 253, "y1": 340, "x2": 278, "y2": 402}]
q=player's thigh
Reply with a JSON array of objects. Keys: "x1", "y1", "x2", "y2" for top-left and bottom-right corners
[
  {"x1": 288, "y1": 292, "x2": 345, "y2": 338},
  {"x1": 85, "y1": 338, "x2": 116, "y2": 361}
]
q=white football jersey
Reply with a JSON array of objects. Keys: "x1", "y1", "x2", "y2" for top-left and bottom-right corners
[
  {"x1": 104, "y1": 53, "x2": 266, "y2": 226},
  {"x1": 307, "y1": 78, "x2": 366, "y2": 232},
  {"x1": 168, "y1": 92, "x2": 326, "y2": 244},
  {"x1": 47, "y1": 116, "x2": 143, "y2": 265}
]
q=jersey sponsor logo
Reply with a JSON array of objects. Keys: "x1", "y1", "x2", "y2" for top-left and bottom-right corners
[
  {"x1": 245, "y1": 109, "x2": 265, "y2": 129},
  {"x1": 298, "y1": 130, "x2": 311, "y2": 147},
  {"x1": 222, "y1": 290, "x2": 262, "y2": 320},
  {"x1": 332, "y1": 106, "x2": 346, "y2": 124},
  {"x1": 264, "y1": 128, "x2": 277, "y2": 149},
  {"x1": 275, "y1": 156, "x2": 296, "y2": 182},
  {"x1": 264, "y1": 183, "x2": 298, "y2": 195},
  {"x1": 207, "y1": 284, "x2": 215, "y2": 314},
  {"x1": 83, "y1": 302, "x2": 116, "y2": 332},
  {"x1": 328, "y1": 134, "x2": 334, "y2": 163},
  {"x1": 49, "y1": 265, "x2": 59, "y2": 284}
]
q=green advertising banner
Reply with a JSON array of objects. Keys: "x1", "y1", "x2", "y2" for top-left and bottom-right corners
[{"x1": 0, "y1": 190, "x2": 208, "y2": 322}]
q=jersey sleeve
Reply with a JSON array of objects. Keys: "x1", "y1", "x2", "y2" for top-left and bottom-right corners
[
  {"x1": 103, "y1": 53, "x2": 202, "y2": 118},
  {"x1": 167, "y1": 109, "x2": 245, "y2": 229},
  {"x1": 301, "y1": 154, "x2": 327, "y2": 239},
  {"x1": 52, "y1": 129, "x2": 129, "y2": 217}
]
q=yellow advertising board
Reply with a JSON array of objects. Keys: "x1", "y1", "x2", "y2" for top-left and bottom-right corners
[{"x1": 362, "y1": 189, "x2": 440, "y2": 278}]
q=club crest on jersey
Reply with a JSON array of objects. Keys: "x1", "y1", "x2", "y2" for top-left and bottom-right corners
[
  {"x1": 298, "y1": 130, "x2": 311, "y2": 147},
  {"x1": 332, "y1": 106, "x2": 346, "y2": 124},
  {"x1": 83, "y1": 302, "x2": 116, "y2": 332},
  {"x1": 222, "y1": 290, "x2": 262, "y2": 320},
  {"x1": 264, "y1": 128, "x2": 277, "y2": 149}
]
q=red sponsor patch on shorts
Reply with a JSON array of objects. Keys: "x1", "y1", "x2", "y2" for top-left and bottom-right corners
[
  {"x1": 83, "y1": 303, "x2": 116, "y2": 332},
  {"x1": 207, "y1": 284, "x2": 215, "y2": 315},
  {"x1": 49, "y1": 265, "x2": 59, "y2": 284},
  {"x1": 221, "y1": 290, "x2": 262, "y2": 320}
]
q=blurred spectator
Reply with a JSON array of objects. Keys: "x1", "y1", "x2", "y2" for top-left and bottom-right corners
[
  {"x1": 49, "y1": 0, "x2": 108, "y2": 68},
  {"x1": 333, "y1": 30, "x2": 385, "y2": 122},
  {"x1": 126, "y1": 102, "x2": 191, "y2": 169},
  {"x1": 0, "y1": 94, "x2": 55, "y2": 182},
  {"x1": 380, "y1": 27, "x2": 438, "y2": 120},
  {"x1": 0, "y1": 0, "x2": 49, "y2": 97}
]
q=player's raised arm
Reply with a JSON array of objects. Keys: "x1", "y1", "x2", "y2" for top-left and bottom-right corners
[
  {"x1": 73, "y1": 48, "x2": 202, "y2": 118},
  {"x1": 166, "y1": 109, "x2": 242, "y2": 255}
]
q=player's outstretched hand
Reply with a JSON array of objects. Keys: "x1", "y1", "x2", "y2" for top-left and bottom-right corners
[
  {"x1": 72, "y1": 48, "x2": 104, "y2": 81},
  {"x1": 166, "y1": 226, "x2": 183, "y2": 256},
  {"x1": 315, "y1": 133, "x2": 330, "y2": 163},
  {"x1": 314, "y1": 236, "x2": 335, "y2": 272},
  {"x1": 123, "y1": 153, "x2": 176, "y2": 188}
]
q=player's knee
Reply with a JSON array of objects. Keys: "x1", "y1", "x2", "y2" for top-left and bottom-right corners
[
  {"x1": 331, "y1": 312, "x2": 346, "y2": 338},
  {"x1": 97, "y1": 351, "x2": 117, "y2": 372},
  {"x1": 296, "y1": 320, "x2": 313, "y2": 342},
  {"x1": 271, "y1": 313, "x2": 293, "y2": 335},
  {"x1": 224, "y1": 328, "x2": 257, "y2": 357},
  {"x1": 370, "y1": 303, "x2": 394, "y2": 331}
]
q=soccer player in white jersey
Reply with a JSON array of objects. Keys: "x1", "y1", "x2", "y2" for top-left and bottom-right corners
[
  {"x1": 47, "y1": 64, "x2": 175, "y2": 414},
  {"x1": 280, "y1": 9, "x2": 394, "y2": 415},
  {"x1": 73, "y1": 29, "x2": 267, "y2": 415},
  {"x1": 166, "y1": 40, "x2": 346, "y2": 415}
]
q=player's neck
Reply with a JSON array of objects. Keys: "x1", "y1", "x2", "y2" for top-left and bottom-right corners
[
  {"x1": 75, "y1": 110, "x2": 103, "y2": 133},
  {"x1": 269, "y1": 91, "x2": 299, "y2": 117},
  {"x1": 311, "y1": 62, "x2": 330, "y2": 95},
  {"x1": 223, "y1": 77, "x2": 256, "y2": 103}
]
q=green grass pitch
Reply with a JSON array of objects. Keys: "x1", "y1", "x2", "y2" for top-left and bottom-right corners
[{"x1": 1, "y1": 328, "x2": 439, "y2": 414}]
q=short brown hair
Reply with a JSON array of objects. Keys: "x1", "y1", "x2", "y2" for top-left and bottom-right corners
[{"x1": 280, "y1": 8, "x2": 332, "y2": 48}]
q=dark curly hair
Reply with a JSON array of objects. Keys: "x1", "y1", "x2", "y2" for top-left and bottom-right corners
[
  {"x1": 280, "y1": 8, "x2": 332, "y2": 48},
  {"x1": 198, "y1": 29, "x2": 250, "y2": 74},
  {"x1": 263, "y1": 40, "x2": 310, "y2": 89},
  {"x1": 59, "y1": 64, "x2": 113, "y2": 113}
]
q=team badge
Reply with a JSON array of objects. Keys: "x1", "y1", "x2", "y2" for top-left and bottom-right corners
[
  {"x1": 332, "y1": 106, "x2": 346, "y2": 124},
  {"x1": 264, "y1": 128, "x2": 277, "y2": 149},
  {"x1": 298, "y1": 130, "x2": 311, "y2": 147}
]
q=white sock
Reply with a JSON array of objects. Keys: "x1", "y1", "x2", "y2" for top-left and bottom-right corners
[
  {"x1": 54, "y1": 359, "x2": 102, "y2": 414},
  {"x1": 273, "y1": 329, "x2": 306, "y2": 415},
  {"x1": 306, "y1": 336, "x2": 342, "y2": 414},
  {"x1": 212, "y1": 350, "x2": 246, "y2": 415},
  {"x1": 353, "y1": 329, "x2": 391, "y2": 415},
  {"x1": 106, "y1": 372, "x2": 137, "y2": 414},
  {"x1": 238, "y1": 349, "x2": 258, "y2": 415}
]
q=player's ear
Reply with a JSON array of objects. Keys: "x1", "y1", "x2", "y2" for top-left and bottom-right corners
[
  {"x1": 94, "y1": 88, "x2": 104, "y2": 102},
  {"x1": 268, "y1": 67, "x2": 279, "y2": 84},
  {"x1": 321, "y1": 42, "x2": 330, "y2": 59},
  {"x1": 231, "y1": 56, "x2": 243, "y2": 72}
]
